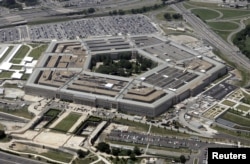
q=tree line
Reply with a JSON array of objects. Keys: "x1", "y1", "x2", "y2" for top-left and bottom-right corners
[{"x1": 233, "y1": 25, "x2": 250, "y2": 58}]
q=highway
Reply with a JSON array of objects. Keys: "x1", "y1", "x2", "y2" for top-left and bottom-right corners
[
  {"x1": 0, "y1": 151, "x2": 45, "y2": 164},
  {"x1": 171, "y1": 3, "x2": 250, "y2": 72}
]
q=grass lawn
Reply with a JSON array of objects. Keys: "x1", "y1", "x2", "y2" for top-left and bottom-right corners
[
  {"x1": 221, "y1": 100, "x2": 236, "y2": 107},
  {"x1": 155, "y1": 11, "x2": 177, "y2": 21},
  {"x1": 53, "y1": 112, "x2": 81, "y2": 132},
  {"x1": 221, "y1": 112, "x2": 250, "y2": 127},
  {"x1": 10, "y1": 45, "x2": 30, "y2": 64},
  {"x1": 0, "y1": 46, "x2": 14, "y2": 63},
  {"x1": 236, "y1": 104, "x2": 250, "y2": 112},
  {"x1": 191, "y1": 8, "x2": 220, "y2": 21},
  {"x1": 28, "y1": 44, "x2": 39, "y2": 48},
  {"x1": 21, "y1": 74, "x2": 30, "y2": 80},
  {"x1": 3, "y1": 83, "x2": 18, "y2": 88},
  {"x1": 244, "y1": 37, "x2": 250, "y2": 52},
  {"x1": 194, "y1": 158, "x2": 198, "y2": 164},
  {"x1": 113, "y1": 118, "x2": 149, "y2": 132},
  {"x1": 45, "y1": 109, "x2": 61, "y2": 117},
  {"x1": 40, "y1": 151, "x2": 73, "y2": 163},
  {"x1": 0, "y1": 107, "x2": 34, "y2": 119},
  {"x1": 0, "y1": 71, "x2": 13, "y2": 79},
  {"x1": 184, "y1": 1, "x2": 219, "y2": 8},
  {"x1": 0, "y1": 123, "x2": 4, "y2": 130},
  {"x1": 212, "y1": 124, "x2": 250, "y2": 139},
  {"x1": 149, "y1": 145, "x2": 190, "y2": 153},
  {"x1": 218, "y1": 9, "x2": 250, "y2": 19},
  {"x1": 150, "y1": 126, "x2": 189, "y2": 138},
  {"x1": 73, "y1": 155, "x2": 98, "y2": 164},
  {"x1": 28, "y1": 45, "x2": 48, "y2": 60},
  {"x1": 213, "y1": 30, "x2": 231, "y2": 41},
  {"x1": 207, "y1": 21, "x2": 238, "y2": 31},
  {"x1": 10, "y1": 65, "x2": 23, "y2": 70}
]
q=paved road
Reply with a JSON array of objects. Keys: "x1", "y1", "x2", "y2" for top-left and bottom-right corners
[
  {"x1": 0, "y1": 151, "x2": 45, "y2": 164},
  {"x1": 172, "y1": 3, "x2": 250, "y2": 74}
]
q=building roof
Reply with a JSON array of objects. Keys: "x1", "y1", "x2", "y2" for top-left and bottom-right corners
[
  {"x1": 11, "y1": 72, "x2": 23, "y2": 79},
  {"x1": 0, "y1": 62, "x2": 12, "y2": 70},
  {"x1": 23, "y1": 56, "x2": 33, "y2": 62}
]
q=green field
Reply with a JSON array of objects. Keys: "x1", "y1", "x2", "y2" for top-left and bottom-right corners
[
  {"x1": 236, "y1": 104, "x2": 250, "y2": 112},
  {"x1": 0, "y1": 107, "x2": 34, "y2": 119},
  {"x1": 212, "y1": 124, "x2": 250, "y2": 139},
  {"x1": 194, "y1": 158, "x2": 198, "y2": 164},
  {"x1": 10, "y1": 45, "x2": 30, "y2": 64},
  {"x1": 207, "y1": 21, "x2": 238, "y2": 31},
  {"x1": 28, "y1": 45, "x2": 48, "y2": 60},
  {"x1": 191, "y1": 8, "x2": 220, "y2": 21},
  {"x1": 45, "y1": 109, "x2": 61, "y2": 117},
  {"x1": 218, "y1": 9, "x2": 250, "y2": 19},
  {"x1": 40, "y1": 151, "x2": 73, "y2": 163},
  {"x1": 10, "y1": 65, "x2": 23, "y2": 70},
  {"x1": 221, "y1": 100, "x2": 236, "y2": 107},
  {"x1": 21, "y1": 74, "x2": 30, "y2": 80},
  {"x1": 0, "y1": 46, "x2": 14, "y2": 63},
  {"x1": 0, "y1": 71, "x2": 12, "y2": 79},
  {"x1": 53, "y1": 112, "x2": 81, "y2": 132},
  {"x1": 151, "y1": 126, "x2": 189, "y2": 138},
  {"x1": 114, "y1": 118, "x2": 149, "y2": 132},
  {"x1": 244, "y1": 37, "x2": 250, "y2": 52},
  {"x1": 221, "y1": 111, "x2": 250, "y2": 127},
  {"x1": 72, "y1": 155, "x2": 98, "y2": 164},
  {"x1": 0, "y1": 123, "x2": 4, "y2": 130}
]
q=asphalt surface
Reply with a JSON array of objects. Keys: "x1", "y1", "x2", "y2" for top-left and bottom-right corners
[
  {"x1": 171, "y1": 3, "x2": 250, "y2": 72},
  {"x1": 0, "y1": 151, "x2": 45, "y2": 164}
]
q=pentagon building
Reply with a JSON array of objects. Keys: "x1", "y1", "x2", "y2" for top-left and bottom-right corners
[{"x1": 25, "y1": 35, "x2": 227, "y2": 117}]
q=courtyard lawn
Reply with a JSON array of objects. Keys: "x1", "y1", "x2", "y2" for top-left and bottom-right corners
[
  {"x1": 10, "y1": 45, "x2": 30, "y2": 64},
  {"x1": 0, "y1": 46, "x2": 14, "y2": 63},
  {"x1": 236, "y1": 104, "x2": 250, "y2": 112},
  {"x1": 28, "y1": 45, "x2": 48, "y2": 60},
  {"x1": 0, "y1": 71, "x2": 13, "y2": 79},
  {"x1": 207, "y1": 21, "x2": 238, "y2": 31},
  {"x1": 221, "y1": 100, "x2": 236, "y2": 107},
  {"x1": 221, "y1": 112, "x2": 250, "y2": 127},
  {"x1": 10, "y1": 65, "x2": 23, "y2": 70},
  {"x1": 191, "y1": 8, "x2": 220, "y2": 21},
  {"x1": 53, "y1": 112, "x2": 81, "y2": 132},
  {"x1": 45, "y1": 109, "x2": 61, "y2": 117}
]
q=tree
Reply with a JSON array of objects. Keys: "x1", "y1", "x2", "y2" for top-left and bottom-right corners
[
  {"x1": 172, "y1": 13, "x2": 182, "y2": 20},
  {"x1": 96, "y1": 142, "x2": 110, "y2": 153},
  {"x1": 77, "y1": 149, "x2": 86, "y2": 158},
  {"x1": 118, "y1": 10, "x2": 125, "y2": 15},
  {"x1": 164, "y1": 13, "x2": 172, "y2": 21},
  {"x1": 112, "y1": 148, "x2": 120, "y2": 156},
  {"x1": 130, "y1": 153, "x2": 136, "y2": 161},
  {"x1": 180, "y1": 155, "x2": 186, "y2": 164},
  {"x1": 133, "y1": 146, "x2": 141, "y2": 156},
  {"x1": 0, "y1": 130, "x2": 6, "y2": 139},
  {"x1": 88, "y1": 8, "x2": 95, "y2": 14}
]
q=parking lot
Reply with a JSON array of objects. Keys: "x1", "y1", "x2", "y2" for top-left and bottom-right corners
[
  {"x1": 0, "y1": 28, "x2": 20, "y2": 42},
  {"x1": 29, "y1": 15, "x2": 158, "y2": 41},
  {"x1": 108, "y1": 130, "x2": 203, "y2": 150}
]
